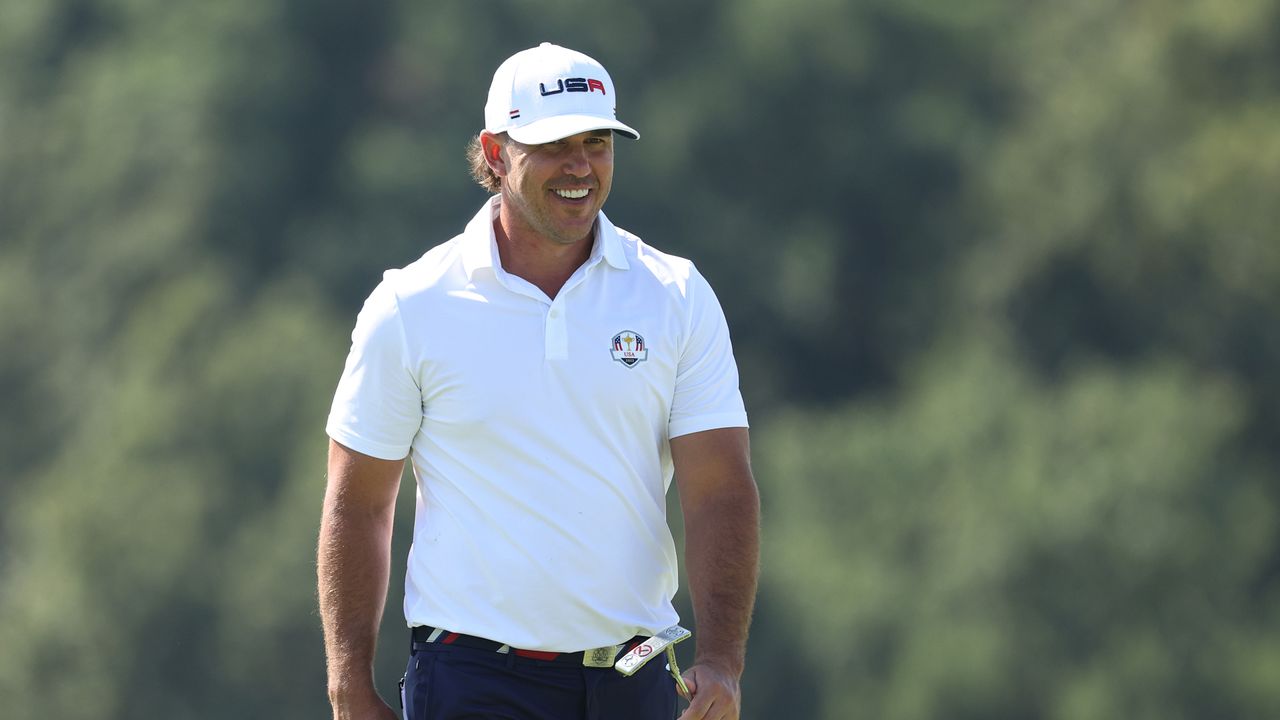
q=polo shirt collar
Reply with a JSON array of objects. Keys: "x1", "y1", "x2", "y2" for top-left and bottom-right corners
[
  {"x1": 595, "y1": 209, "x2": 630, "y2": 271},
  {"x1": 460, "y1": 196, "x2": 630, "y2": 280},
  {"x1": 459, "y1": 197, "x2": 500, "y2": 280}
]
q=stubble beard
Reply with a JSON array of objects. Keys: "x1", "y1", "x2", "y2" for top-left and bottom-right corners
[{"x1": 506, "y1": 185, "x2": 600, "y2": 247}]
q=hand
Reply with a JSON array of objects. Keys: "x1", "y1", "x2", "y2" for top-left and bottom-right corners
[{"x1": 677, "y1": 663, "x2": 741, "y2": 720}]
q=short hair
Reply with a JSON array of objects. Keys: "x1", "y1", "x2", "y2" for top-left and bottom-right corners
[{"x1": 468, "y1": 133, "x2": 502, "y2": 194}]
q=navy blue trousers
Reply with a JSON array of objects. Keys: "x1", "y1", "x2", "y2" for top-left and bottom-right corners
[{"x1": 401, "y1": 639, "x2": 678, "y2": 720}]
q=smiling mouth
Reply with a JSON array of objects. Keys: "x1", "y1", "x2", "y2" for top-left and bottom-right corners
[{"x1": 553, "y1": 188, "x2": 591, "y2": 200}]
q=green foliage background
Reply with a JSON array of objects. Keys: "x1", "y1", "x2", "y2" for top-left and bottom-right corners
[{"x1": 2, "y1": 0, "x2": 1278, "y2": 717}]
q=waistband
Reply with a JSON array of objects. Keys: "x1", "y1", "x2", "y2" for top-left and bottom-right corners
[{"x1": 410, "y1": 625, "x2": 642, "y2": 666}]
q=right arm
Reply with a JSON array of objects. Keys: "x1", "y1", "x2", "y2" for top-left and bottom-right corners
[{"x1": 317, "y1": 439, "x2": 405, "y2": 720}]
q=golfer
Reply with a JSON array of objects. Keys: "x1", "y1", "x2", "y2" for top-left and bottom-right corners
[{"x1": 318, "y1": 42, "x2": 759, "y2": 720}]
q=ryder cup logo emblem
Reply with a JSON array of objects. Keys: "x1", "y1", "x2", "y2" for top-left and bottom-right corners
[{"x1": 611, "y1": 331, "x2": 648, "y2": 368}]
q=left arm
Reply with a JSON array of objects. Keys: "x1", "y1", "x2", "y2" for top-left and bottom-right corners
[{"x1": 671, "y1": 426, "x2": 760, "y2": 720}]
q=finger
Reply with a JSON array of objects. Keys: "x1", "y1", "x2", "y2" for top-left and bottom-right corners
[
  {"x1": 681, "y1": 666, "x2": 700, "y2": 696},
  {"x1": 677, "y1": 694, "x2": 718, "y2": 720},
  {"x1": 679, "y1": 683, "x2": 727, "y2": 720},
  {"x1": 680, "y1": 671, "x2": 698, "y2": 699}
]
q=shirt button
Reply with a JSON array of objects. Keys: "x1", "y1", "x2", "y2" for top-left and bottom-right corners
[{"x1": 549, "y1": 309, "x2": 560, "y2": 318}]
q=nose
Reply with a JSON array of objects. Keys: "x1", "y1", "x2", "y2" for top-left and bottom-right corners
[{"x1": 561, "y1": 143, "x2": 591, "y2": 178}]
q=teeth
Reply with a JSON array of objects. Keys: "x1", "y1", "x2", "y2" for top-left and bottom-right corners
[{"x1": 554, "y1": 188, "x2": 590, "y2": 199}]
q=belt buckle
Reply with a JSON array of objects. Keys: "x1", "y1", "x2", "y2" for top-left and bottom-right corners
[{"x1": 583, "y1": 644, "x2": 621, "y2": 668}]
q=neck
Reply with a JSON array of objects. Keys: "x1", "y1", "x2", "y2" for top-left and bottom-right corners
[{"x1": 493, "y1": 215, "x2": 595, "y2": 300}]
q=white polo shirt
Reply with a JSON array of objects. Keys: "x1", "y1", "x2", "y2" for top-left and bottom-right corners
[{"x1": 326, "y1": 197, "x2": 748, "y2": 651}]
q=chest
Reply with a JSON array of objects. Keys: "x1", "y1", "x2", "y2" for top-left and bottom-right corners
[{"x1": 410, "y1": 279, "x2": 685, "y2": 431}]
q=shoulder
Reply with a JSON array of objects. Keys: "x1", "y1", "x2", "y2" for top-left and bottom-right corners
[
  {"x1": 374, "y1": 235, "x2": 468, "y2": 307},
  {"x1": 612, "y1": 224, "x2": 701, "y2": 298},
  {"x1": 606, "y1": 221, "x2": 732, "y2": 336},
  {"x1": 374, "y1": 198, "x2": 498, "y2": 306}
]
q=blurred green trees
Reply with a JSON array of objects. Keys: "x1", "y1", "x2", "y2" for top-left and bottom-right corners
[{"x1": 1, "y1": 0, "x2": 1277, "y2": 718}]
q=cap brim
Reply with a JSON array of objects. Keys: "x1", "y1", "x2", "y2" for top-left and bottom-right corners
[{"x1": 505, "y1": 114, "x2": 640, "y2": 144}]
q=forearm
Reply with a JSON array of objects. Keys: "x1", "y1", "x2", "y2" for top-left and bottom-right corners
[
  {"x1": 682, "y1": 483, "x2": 760, "y2": 677},
  {"x1": 317, "y1": 484, "x2": 396, "y2": 703}
]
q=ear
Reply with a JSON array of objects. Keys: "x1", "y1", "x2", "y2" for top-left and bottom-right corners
[{"x1": 480, "y1": 131, "x2": 508, "y2": 177}]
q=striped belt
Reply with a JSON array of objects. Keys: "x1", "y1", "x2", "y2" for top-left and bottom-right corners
[{"x1": 410, "y1": 625, "x2": 641, "y2": 667}]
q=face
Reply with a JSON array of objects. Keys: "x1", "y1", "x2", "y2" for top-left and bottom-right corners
[{"x1": 490, "y1": 130, "x2": 615, "y2": 247}]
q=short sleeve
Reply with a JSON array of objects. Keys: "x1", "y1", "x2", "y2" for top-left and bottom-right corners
[
  {"x1": 668, "y1": 267, "x2": 749, "y2": 438},
  {"x1": 325, "y1": 277, "x2": 423, "y2": 460}
]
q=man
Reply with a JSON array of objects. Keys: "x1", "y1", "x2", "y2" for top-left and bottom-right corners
[{"x1": 318, "y1": 42, "x2": 759, "y2": 720}]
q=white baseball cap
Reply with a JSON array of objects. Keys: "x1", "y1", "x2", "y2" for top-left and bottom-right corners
[{"x1": 484, "y1": 42, "x2": 640, "y2": 144}]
